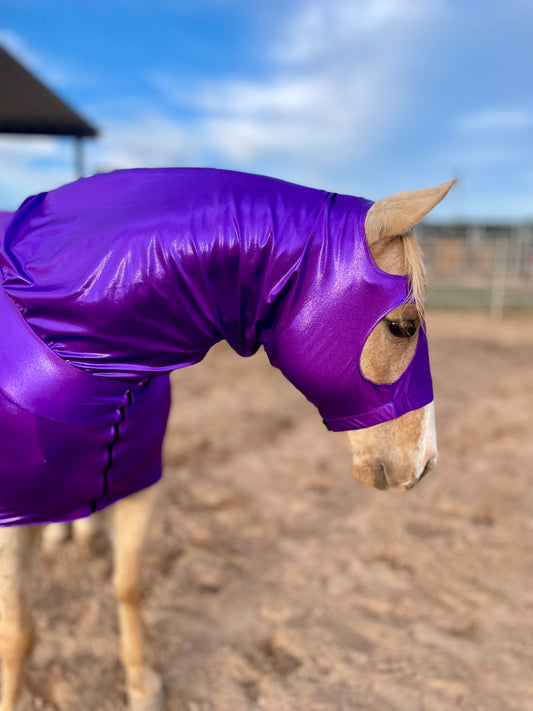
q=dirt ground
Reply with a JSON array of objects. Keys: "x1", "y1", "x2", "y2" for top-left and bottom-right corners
[{"x1": 25, "y1": 310, "x2": 533, "y2": 711}]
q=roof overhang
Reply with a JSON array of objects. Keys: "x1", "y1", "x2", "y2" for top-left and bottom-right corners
[{"x1": 0, "y1": 45, "x2": 98, "y2": 138}]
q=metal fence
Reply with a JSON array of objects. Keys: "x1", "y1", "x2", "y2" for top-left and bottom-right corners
[{"x1": 416, "y1": 223, "x2": 533, "y2": 317}]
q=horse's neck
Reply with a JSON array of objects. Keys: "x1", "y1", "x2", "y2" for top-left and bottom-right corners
[
  {"x1": 3, "y1": 170, "x2": 329, "y2": 381},
  {"x1": 60, "y1": 225, "x2": 291, "y2": 380}
]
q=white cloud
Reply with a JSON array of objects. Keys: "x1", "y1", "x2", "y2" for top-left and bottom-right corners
[
  {"x1": 91, "y1": 112, "x2": 195, "y2": 172},
  {"x1": 457, "y1": 108, "x2": 533, "y2": 132},
  {"x1": 1, "y1": 1, "x2": 446, "y2": 204},
  {"x1": 144, "y1": 0, "x2": 444, "y2": 174},
  {"x1": 188, "y1": 71, "x2": 379, "y2": 163},
  {"x1": 271, "y1": 0, "x2": 433, "y2": 65},
  {"x1": 0, "y1": 136, "x2": 76, "y2": 208}
]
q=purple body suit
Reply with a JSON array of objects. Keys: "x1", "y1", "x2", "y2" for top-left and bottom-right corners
[{"x1": 0, "y1": 169, "x2": 433, "y2": 526}]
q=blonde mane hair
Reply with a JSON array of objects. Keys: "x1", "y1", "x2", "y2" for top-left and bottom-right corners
[{"x1": 401, "y1": 230, "x2": 426, "y2": 318}]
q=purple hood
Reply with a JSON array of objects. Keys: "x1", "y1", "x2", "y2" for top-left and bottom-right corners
[{"x1": 0, "y1": 168, "x2": 433, "y2": 525}]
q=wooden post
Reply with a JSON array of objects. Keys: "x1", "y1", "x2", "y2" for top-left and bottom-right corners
[
  {"x1": 74, "y1": 137, "x2": 85, "y2": 178},
  {"x1": 491, "y1": 238, "x2": 507, "y2": 319}
]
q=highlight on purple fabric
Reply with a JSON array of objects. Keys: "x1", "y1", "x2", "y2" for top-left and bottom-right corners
[{"x1": 0, "y1": 168, "x2": 433, "y2": 526}]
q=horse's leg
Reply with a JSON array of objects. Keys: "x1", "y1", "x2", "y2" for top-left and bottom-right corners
[
  {"x1": 41, "y1": 522, "x2": 69, "y2": 553},
  {"x1": 112, "y1": 486, "x2": 164, "y2": 711},
  {"x1": 72, "y1": 515, "x2": 96, "y2": 545},
  {"x1": 41, "y1": 515, "x2": 97, "y2": 554},
  {"x1": 0, "y1": 525, "x2": 40, "y2": 711}
]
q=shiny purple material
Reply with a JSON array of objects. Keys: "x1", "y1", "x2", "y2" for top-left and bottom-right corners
[{"x1": 0, "y1": 168, "x2": 433, "y2": 526}]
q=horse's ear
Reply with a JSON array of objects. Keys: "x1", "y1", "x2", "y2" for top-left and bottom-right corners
[{"x1": 365, "y1": 180, "x2": 456, "y2": 245}]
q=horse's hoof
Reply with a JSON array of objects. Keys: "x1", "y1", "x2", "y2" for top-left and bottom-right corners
[{"x1": 128, "y1": 667, "x2": 165, "y2": 711}]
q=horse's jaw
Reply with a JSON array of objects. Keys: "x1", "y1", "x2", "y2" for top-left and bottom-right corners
[{"x1": 344, "y1": 403, "x2": 437, "y2": 491}]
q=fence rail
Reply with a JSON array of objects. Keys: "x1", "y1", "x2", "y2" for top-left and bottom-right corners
[{"x1": 417, "y1": 224, "x2": 533, "y2": 316}]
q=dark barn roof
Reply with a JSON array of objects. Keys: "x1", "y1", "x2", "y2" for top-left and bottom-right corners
[{"x1": 0, "y1": 45, "x2": 97, "y2": 138}]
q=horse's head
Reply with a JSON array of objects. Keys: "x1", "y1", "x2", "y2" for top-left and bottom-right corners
[{"x1": 344, "y1": 180, "x2": 455, "y2": 491}]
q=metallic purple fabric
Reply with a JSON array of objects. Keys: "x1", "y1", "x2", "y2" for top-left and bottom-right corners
[{"x1": 0, "y1": 168, "x2": 433, "y2": 526}]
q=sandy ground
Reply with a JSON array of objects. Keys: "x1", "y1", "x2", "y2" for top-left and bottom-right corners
[{"x1": 22, "y1": 310, "x2": 533, "y2": 710}]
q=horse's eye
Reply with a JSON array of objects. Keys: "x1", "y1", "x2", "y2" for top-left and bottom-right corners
[{"x1": 386, "y1": 320, "x2": 418, "y2": 339}]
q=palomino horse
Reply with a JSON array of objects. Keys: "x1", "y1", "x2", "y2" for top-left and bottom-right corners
[{"x1": 0, "y1": 169, "x2": 454, "y2": 710}]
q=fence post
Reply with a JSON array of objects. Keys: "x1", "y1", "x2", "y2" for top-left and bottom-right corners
[{"x1": 490, "y1": 238, "x2": 508, "y2": 319}]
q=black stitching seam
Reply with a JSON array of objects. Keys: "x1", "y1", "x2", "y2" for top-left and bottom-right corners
[{"x1": 90, "y1": 391, "x2": 133, "y2": 514}]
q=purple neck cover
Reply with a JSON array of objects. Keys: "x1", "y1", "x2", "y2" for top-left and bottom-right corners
[{"x1": 0, "y1": 168, "x2": 433, "y2": 525}]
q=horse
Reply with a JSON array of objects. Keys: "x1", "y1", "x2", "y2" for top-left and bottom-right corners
[{"x1": 0, "y1": 168, "x2": 454, "y2": 710}]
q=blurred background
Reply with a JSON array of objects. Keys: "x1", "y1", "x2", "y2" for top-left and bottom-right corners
[
  {"x1": 1, "y1": 3, "x2": 533, "y2": 710},
  {"x1": 2, "y1": 0, "x2": 532, "y2": 312},
  {"x1": 1, "y1": 0, "x2": 532, "y2": 219}
]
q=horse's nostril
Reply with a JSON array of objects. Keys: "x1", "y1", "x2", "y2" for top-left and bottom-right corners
[
  {"x1": 374, "y1": 463, "x2": 389, "y2": 490},
  {"x1": 420, "y1": 458, "x2": 435, "y2": 481}
]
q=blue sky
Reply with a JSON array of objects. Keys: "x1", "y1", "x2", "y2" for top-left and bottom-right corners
[{"x1": 1, "y1": 0, "x2": 532, "y2": 220}]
